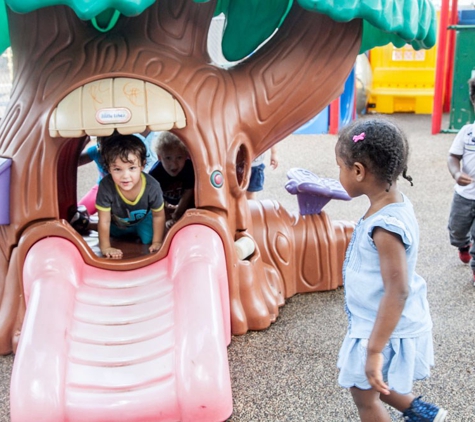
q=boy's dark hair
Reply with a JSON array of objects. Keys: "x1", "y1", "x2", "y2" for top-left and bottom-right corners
[
  {"x1": 337, "y1": 117, "x2": 413, "y2": 191},
  {"x1": 100, "y1": 134, "x2": 147, "y2": 171},
  {"x1": 469, "y1": 77, "x2": 475, "y2": 110}
]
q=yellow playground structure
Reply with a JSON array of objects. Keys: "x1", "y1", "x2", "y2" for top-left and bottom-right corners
[{"x1": 367, "y1": 43, "x2": 437, "y2": 114}]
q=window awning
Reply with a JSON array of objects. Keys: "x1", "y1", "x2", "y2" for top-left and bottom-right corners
[{"x1": 49, "y1": 78, "x2": 186, "y2": 138}]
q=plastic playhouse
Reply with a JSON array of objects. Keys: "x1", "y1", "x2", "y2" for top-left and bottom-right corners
[{"x1": 0, "y1": 1, "x2": 437, "y2": 421}]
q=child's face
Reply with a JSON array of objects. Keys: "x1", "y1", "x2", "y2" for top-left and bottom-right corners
[
  {"x1": 158, "y1": 147, "x2": 187, "y2": 177},
  {"x1": 336, "y1": 151, "x2": 358, "y2": 198},
  {"x1": 109, "y1": 153, "x2": 144, "y2": 193}
]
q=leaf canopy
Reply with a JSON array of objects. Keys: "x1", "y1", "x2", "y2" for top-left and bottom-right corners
[{"x1": 0, "y1": 0, "x2": 436, "y2": 58}]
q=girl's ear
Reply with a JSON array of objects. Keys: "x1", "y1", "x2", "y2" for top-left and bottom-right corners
[{"x1": 354, "y1": 162, "x2": 366, "y2": 182}]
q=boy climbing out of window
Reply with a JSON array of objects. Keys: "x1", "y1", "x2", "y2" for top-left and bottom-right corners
[{"x1": 96, "y1": 134, "x2": 165, "y2": 259}]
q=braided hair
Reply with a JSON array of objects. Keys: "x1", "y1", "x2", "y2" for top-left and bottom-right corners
[{"x1": 336, "y1": 117, "x2": 413, "y2": 191}]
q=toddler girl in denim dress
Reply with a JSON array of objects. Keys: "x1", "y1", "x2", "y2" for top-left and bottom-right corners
[{"x1": 335, "y1": 118, "x2": 447, "y2": 422}]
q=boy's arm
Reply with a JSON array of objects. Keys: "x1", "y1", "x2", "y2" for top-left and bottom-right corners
[
  {"x1": 366, "y1": 227, "x2": 409, "y2": 396},
  {"x1": 97, "y1": 209, "x2": 123, "y2": 259},
  {"x1": 78, "y1": 139, "x2": 98, "y2": 166},
  {"x1": 149, "y1": 208, "x2": 166, "y2": 253},
  {"x1": 171, "y1": 189, "x2": 194, "y2": 222},
  {"x1": 78, "y1": 148, "x2": 93, "y2": 166},
  {"x1": 448, "y1": 153, "x2": 472, "y2": 186}
]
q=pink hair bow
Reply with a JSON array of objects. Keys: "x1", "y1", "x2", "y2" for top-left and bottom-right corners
[{"x1": 353, "y1": 132, "x2": 365, "y2": 143}]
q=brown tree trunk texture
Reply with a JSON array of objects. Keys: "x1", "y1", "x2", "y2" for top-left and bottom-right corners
[
  {"x1": 0, "y1": 0, "x2": 361, "y2": 351},
  {"x1": 250, "y1": 200, "x2": 355, "y2": 296}
]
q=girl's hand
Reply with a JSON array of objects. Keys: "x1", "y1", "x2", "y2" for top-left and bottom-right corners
[
  {"x1": 149, "y1": 242, "x2": 162, "y2": 253},
  {"x1": 365, "y1": 351, "x2": 390, "y2": 395},
  {"x1": 102, "y1": 247, "x2": 123, "y2": 259}
]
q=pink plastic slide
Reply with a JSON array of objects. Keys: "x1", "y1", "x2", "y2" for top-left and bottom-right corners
[{"x1": 10, "y1": 225, "x2": 232, "y2": 422}]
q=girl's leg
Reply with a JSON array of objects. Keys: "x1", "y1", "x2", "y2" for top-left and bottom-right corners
[
  {"x1": 384, "y1": 393, "x2": 448, "y2": 421},
  {"x1": 350, "y1": 387, "x2": 391, "y2": 422},
  {"x1": 380, "y1": 390, "x2": 414, "y2": 412}
]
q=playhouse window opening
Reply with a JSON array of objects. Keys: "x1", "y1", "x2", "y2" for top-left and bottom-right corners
[
  {"x1": 74, "y1": 131, "x2": 196, "y2": 258},
  {"x1": 235, "y1": 144, "x2": 250, "y2": 189}
]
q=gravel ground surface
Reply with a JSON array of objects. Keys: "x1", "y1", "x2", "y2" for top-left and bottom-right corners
[{"x1": 0, "y1": 113, "x2": 473, "y2": 421}]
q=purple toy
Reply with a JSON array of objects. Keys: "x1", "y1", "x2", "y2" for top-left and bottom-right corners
[
  {"x1": 285, "y1": 168, "x2": 351, "y2": 215},
  {"x1": 0, "y1": 157, "x2": 11, "y2": 225}
]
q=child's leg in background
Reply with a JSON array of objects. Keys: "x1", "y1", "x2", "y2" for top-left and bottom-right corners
[
  {"x1": 469, "y1": 209, "x2": 475, "y2": 272},
  {"x1": 79, "y1": 184, "x2": 99, "y2": 215},
  {"x1": 246, "y1": 163, "x2": 265, "y2": 200},
  {"x1": 350, "y1": 388, "x2": 391, "y2": 422},
  {"x1": 448, "y1": 192, "x2": 473, "y2": 249}
]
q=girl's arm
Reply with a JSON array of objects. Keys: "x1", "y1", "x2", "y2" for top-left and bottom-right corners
[
  {"x1": 97, "y1": 209, "x2": 123, "y2": 259},
  {"x1": 366, "y1": 227, "x2": 409, "y2": 395},
  {"x1": 149, "y1": 208, "x2": 166, "y2": 252}
]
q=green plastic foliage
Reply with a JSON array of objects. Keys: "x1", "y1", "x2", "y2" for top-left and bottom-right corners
[
  {"x1": 193, "y1": 0, "x2": 230, "y2": 17},
  {"x1": 213, "y1": 0, "x2": 230, "y2": 17},
  {"x1": 6, "y1": 0, "x2": 154, "y2": 20},
  {"x1": 91, "y1": 9, "x2": 122, "y2": 32},
  {"x1": 0, "y1": 1, "x2": 10, "y2": 53},
  {"x1": 199, "y1": 0, "x2": 436, "y2": 60},
  {"x1": 218, "y1": 0, "x2": 293, "y2": 62},
  {"x1": 0, "y1": 0, "x2": 437, "y2": 58},
  {"x1": 297, "y1": 0, "x2": 436, "y2": 52}
]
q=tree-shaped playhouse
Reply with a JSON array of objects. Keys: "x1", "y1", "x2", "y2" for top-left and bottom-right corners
[{"x1": 0, "y1": 1, "x2": 436, "y2": 420}]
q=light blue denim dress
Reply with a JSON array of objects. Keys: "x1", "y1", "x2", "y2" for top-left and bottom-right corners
[{"x1": 337, "y1": 194, "x2": 434, "y2": 394}]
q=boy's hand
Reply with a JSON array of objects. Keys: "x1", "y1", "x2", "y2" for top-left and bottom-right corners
[
  {"x1": 166, "y1": 219, "x2": 176, "y2": 230},
  {"x1": 165, "y1": 203, "x2": 177, "y2": 210},
  {"x1": 454, "y1": 171, "x2": 472, "y2": 186},
  {"x1": 101, "y1": 247, "x2": 123, "y2": 259},
  {"x1": 365, "y1": 351, "x2": 390, "y2": 395},
  {"x1": 149, "y1": 242, "x2": 162, "y2": 253}
]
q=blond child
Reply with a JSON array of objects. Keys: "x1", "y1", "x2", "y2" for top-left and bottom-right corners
[{"x1": 149, "y1": 132, "x2": 195, "y2": 229}]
